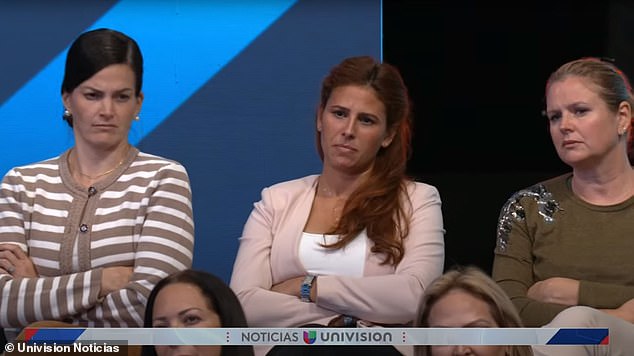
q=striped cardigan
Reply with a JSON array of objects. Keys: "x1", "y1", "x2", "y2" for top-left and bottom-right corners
[{"x1": 0, "y1": 147, "x2": 194, "y2": 327}]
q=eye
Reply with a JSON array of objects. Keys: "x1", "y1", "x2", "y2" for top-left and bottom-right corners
[
  {"x1": 84, "y1": 92, "x2": 100, "y2": 100},
  {"x1": 359, "y1": 115, "x2": 376, "y2": 125},
  {"x1": 331, "y1": 109, "x2": 347, "y2": 118},
  {"x1": 573, "y1": 108, "x2": 589, "y2": 117},
  {"x1": 546, "y1": 112, "x2": 561, "y2": 122},
  {"x1": 116, "y1": 93, "x2": 131, "y2": 102},
  {"x1": 183, "y1": 314, "x2": 202, "y2": 326}
]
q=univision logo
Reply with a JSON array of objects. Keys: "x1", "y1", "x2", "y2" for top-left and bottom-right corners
[{"x1": 303, "y1": 330, "x2": 316, "y2": 344}]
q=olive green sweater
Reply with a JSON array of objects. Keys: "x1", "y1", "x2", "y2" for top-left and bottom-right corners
[{"x1": 492, "y1": 173, "x2": 634, "y2": 326}]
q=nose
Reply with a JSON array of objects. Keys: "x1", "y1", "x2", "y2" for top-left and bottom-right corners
[
  {"x1": 558, "y1": 112, "x2": 574, "y2": 132},
  {"x1": 453, "y1": 345, "x2": 473, "y2": 355},
  {"x1": 100, "y1": 98, "x2": 115, "y2": 118},
  {"x1": 342, "y1": 117, "x2": 356, "y2": 137}
]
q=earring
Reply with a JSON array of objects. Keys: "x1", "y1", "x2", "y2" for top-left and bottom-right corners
[
  {"x1": 134, "y1": 115, "x2": 140, "y2": 121},
  {"x1": 63, "y1": 109, "x2": 72, "y2": 119}
]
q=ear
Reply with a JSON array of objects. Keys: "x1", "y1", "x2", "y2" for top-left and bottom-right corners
[
  {"x1": 617, "y1": 101, "x2": 632, "y2": 133},
  {"x1": 316, "y1": 106, "x2": 324, "y2": 132},
  {"x1": 136, "y1": 91, "x2": 145, "y2": 113},
  {"x1": 62, "y1": 92, "x2": 71, "y2": 111},
  {"x1": 381, "y1": 127, "x2": 397, "y2": 148}
]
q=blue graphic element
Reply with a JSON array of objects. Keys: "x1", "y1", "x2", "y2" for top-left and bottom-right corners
[
  {"x1": 0, "y1": 0, "x2": 296, "y2": 175},
  {"x1": 27, "y1": 328, "x2": 85, "y2": 344},
  {"x1": 546, "y1": 328, "x2": 609, "y2": 345}
]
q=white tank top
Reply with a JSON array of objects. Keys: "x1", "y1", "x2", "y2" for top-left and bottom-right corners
[{"x1": 298, "y1": 231, "x2": 367, "y2": 277}]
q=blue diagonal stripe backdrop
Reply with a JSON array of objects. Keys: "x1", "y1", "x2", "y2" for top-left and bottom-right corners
[{"x1": 0, "y1": 0, "x2": 381, "y2": 281}]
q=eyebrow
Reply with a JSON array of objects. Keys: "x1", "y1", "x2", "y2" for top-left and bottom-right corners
[
  {"x1": 80, "y1": 85, "x2": 134, "y2": 93},
  {"x1": 152, "y1": 307, "x2": 202, "y2": 323},
  {"x1": 463, "y1": 319, "x2": 497, "y2": 327},
  {"x1": 328, "y1": 104, "x2": 383, "y2": 121},
  {"x1": 431, "y1": 319, "x2": 497, "y2": 328}
]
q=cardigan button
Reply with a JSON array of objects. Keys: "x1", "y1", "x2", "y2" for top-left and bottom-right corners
[
  {"x1": 88, "y1": 186, "x2": 97, "y2": 196},
  {"x1": 79, "y1": 224, "x2": 89, "y2": 233}
]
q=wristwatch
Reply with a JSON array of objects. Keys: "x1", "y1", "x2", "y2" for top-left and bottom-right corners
[{"x1": 300, "y1": 274, "x2": 316, "y2": 302}]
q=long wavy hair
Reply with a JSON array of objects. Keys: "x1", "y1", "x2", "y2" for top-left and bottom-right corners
[
  {"x1": 415, "y1": 267, "x2": 533, "y2": 356},
  {"x1": 317, "y1": 56, "x2": 412, "y2": 265},
  {"x1": 546, "y1": 57, "x2": 634, "y2": 162}
]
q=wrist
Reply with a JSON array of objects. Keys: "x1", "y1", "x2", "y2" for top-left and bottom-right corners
[{"x1": 300, "y1": 275, "x2": 316, "y2": 302}]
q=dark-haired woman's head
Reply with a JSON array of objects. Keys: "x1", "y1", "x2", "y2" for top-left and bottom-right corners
[
  {"x1": 61, "y1": 28, "x2": 143, "y2": 128},
  {"x1": 142, "y1": 270, "x2": 253, "y2": 356}
]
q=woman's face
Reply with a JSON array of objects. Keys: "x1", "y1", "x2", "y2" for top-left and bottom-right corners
[
  {"x1": 317, "y1": 85, "x2": 395, "y2": 175},
  {"x1": 545, "y1": 75, "x2": 630, "y2": 170},
  {"x1": 426, "y1": 289, "x2": 509, "y2": 356},
  {"x1": 62, "y1": 63, "x2": 143, "y2": 152},
  {"x1": 152, "y1": 282, "x2": 222, "y2": 356}
]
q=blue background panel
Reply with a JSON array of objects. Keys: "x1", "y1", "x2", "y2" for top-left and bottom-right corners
[{"x1": 0, "y1": 0, "x2": 381, "y2": 282}]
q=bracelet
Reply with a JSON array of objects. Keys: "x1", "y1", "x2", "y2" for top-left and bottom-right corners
[
  {"x1": 342, "y1": 315, "x2": 358, "y2": 327},
  {"x1": 300, "y1": 275, "x2": 316, "y2": 302}
]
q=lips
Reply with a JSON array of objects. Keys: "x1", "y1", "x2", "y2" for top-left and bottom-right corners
[
  {"x1": 562, "y1": 140, "x2": 581, "y2": 147},
  {"x1": 334, "y1": 144, "x2": 357, "y2": 152}
]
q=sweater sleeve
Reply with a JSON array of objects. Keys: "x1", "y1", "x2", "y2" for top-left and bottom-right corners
[
  {"x1": 492, "y1": 196, "x2": 566, "y2": 327},
  {"x1": 230, "y1": 182, "x2": 445, "y2": 326},
  {"x1": 230, "y1": 186, "x2": 335, "y2": 327},
  {"x1": 0, "y1": 163, "x2": 194, "y2": 327},
  {"x1": 77, "y1": 162, "x2": 194, "y2": 326},
  {"x1": 315, "y1": 183, "x2": 445, "y2": 324},
  {"x1": 0, "y1": 168, "x2": 99, "y2": 326},
  {"x1": 578, "y1": 281, "x2": 634, "y2": 308}
]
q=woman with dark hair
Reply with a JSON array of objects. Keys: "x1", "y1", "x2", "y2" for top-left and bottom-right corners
[
  {"x1": 142, "y1": 270, "x2": 254, "y2": 356},
  {"x1": 0, "y1": 28, "x2": 194, "y2": 333},
  {"x1": 230, "y1": 56, "x2": 445, "y2": 355}
]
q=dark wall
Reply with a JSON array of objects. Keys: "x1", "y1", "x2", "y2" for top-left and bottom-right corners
[{"x1": 383, "y1": 1, "x2": 632, "y2": 273}]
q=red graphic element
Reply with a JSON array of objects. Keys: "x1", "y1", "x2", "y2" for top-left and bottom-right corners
[
  {"x1": 23, "y1": 328, "x2": 39, "y2": 342},
  {"x1": 600, "y1": 335, "x2": 609, "y2": 345}
]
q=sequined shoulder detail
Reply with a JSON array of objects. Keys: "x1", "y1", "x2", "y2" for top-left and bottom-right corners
[{"x1": 496, "y1": 184, "x2": 562, "y2": 252}]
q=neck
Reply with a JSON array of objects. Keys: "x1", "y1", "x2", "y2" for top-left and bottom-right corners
[
  {"x1": 69, "y1": 144, "x2": 130, "y2": 183},
  {"x1": 318, "y1": 168, "x2": 370, "y2": 198},
  {"x1": 572, "y1": 162, "x2": 634, "y2": 204}
]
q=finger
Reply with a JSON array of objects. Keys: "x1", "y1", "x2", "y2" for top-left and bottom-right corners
[
  {"x1": 0, "y1": 259, "x2": 14, "y2": 274},
  {"x1": 0, "y1": 243, "x2": 27, "y2": 259},
  {"x1": 0, "y1": 250, "x2": 19, "y2": 266}
]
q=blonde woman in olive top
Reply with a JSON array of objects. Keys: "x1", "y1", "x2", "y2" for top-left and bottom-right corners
[
  {"x1": 0, "y1": 28, "x2": 193, "y2": 329},
  {"x1": 493, "y1": 57, "x2": 634, "y2": 355}
]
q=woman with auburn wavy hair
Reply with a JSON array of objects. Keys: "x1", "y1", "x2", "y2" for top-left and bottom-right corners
[{"x1": 230, "y1": 56, "x2": 445, "y2": 355}]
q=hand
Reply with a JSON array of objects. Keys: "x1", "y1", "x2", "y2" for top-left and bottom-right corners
[
  {"x1": 271, "y1": 276, "x2": 304, "y2": 298},
  {"x1": 100, "y1": 266, "x2": 134, "y2": 297},
  {"x1": 0, "y1": 243, "x2": 38, "y2": 278},
  {"x1": 602, "y1": 298, "x2": 634, "y2": 323},
  {"x1": 528, "y1": 277, "x2": 580, "y2": 306}
]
